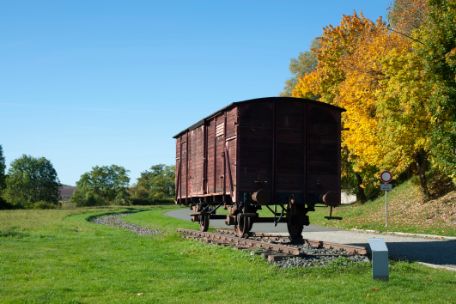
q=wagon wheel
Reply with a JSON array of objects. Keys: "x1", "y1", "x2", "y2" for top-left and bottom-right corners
[
  {"x1": 199, "y1": 214, "x2": 210, "y2": 232},
  {"x1": 287, "y1": 204, "x2": 304, "y2": 243},
  {"x1": 235, "y1": 213, "x2": 252, "y2": 237}
]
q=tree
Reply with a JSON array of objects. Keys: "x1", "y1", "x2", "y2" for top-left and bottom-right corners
[
  {"x1": 72, "y1": 165, "x2": 130, "y2": 206},
  {"x1": 376, "y1": 48, "x2": 434, "y2": 198},
  {"x1": 416, "y1": 0, "x2": 456, "y2": 182},
  {"x1": 388, "y1": 0, "x2": 428, "y2": 35},
  {"x1": 281, "y1": 38, "x2": 320, "y2": 96},
  {"x1": 130, "y1": 164, "x2": 175, "y2": 202},
  {"x1": 4, "y1": 155, "x2": 60, "y2": 207}
]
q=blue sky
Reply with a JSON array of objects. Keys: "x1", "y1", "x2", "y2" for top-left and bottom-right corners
[{"x1": 0, "y1": 0, "x2": 392, "y2": 185}]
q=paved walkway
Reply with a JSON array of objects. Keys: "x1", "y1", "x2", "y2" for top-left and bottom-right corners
[{"x1": 167, "y1": 208, "x2": 456, "y2": 270}]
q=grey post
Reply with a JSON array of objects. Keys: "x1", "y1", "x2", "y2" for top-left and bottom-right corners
[
  {"x1": 385, "y1": 190, "x2": 388, "y2": 228},
  {"x1": 368, "y1": 238, "x2": 389, "y2": 280}
]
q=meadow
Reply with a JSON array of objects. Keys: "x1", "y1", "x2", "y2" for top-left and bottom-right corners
[{"x1": 0, "y1": 206, "x2": 455, "y2": 303}]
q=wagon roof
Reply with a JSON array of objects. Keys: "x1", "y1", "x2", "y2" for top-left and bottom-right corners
[{"x1": 173, "y1": 97, "x2": 346, "y2": 138}]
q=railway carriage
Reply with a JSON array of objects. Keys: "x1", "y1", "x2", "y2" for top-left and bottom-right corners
[{"x1": 174, "y1": 97, "x2": 345, "y2": 242}]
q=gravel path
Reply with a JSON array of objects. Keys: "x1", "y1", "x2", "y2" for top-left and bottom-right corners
[{"x1": 90, "y1": 213, "x2": 160, "y2": 235}]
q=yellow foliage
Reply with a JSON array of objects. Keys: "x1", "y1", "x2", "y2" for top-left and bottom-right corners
[
  {"x1": 291, "y1": 70, "x2": 321, "y2": 100},
  {"x1": 336, "y1": 23, "x2": 409, "y2": 173}
]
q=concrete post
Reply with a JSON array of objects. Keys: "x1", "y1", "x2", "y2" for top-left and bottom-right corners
[{"x1": 368, "y1": 238, "x2": 389, "y2": 280}]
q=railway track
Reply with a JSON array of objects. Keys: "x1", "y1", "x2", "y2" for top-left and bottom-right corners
[
  {"x1": 177, "y1": 228, "x2": 368, "y2": 266},
  {"x1": 215, "y1": 228, "x2": 368, "y2": 255}
]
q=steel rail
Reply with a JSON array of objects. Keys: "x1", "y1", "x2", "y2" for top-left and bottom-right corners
[
  {"x1": 215, "y1": 229, "x2": 367, "y2": 255},
  {"x1": 304, "y1": 239, "x2": 367, "y2": 255}
]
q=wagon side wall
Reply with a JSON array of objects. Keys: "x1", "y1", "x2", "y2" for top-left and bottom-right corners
[{"x1": 175, "y1": 107, "x2": 238, "y2": 203}]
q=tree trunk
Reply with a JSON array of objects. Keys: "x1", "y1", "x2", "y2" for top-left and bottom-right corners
[
  {"x1": 415, "y1": 150, "x2": 431, "y2": 200},
  {"x1": 355, "y1": 173, "x2": 367, "y2": 203}
]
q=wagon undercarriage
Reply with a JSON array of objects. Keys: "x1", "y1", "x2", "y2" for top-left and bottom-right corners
[{"x1": 188, "y1": 198, "x2": 311, "y2": 243}]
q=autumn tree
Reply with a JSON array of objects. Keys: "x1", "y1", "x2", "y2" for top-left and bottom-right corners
[
  {"x1": 4, "y1": 155, "x2": 60, "y2": 207},
  {"x1": 130, "y1": 164, "x2": 175, "y2": 203},
  {"x1": 72, "y1": 165, "x2": 130, "y2": 206},
  {"x1": 289, "y1": 3, "x2": 454, "y2": 200}
]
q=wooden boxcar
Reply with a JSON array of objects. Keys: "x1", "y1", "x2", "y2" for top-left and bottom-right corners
[{"x1": 174, "y1": 97, "x2": 345, "y2": 241}]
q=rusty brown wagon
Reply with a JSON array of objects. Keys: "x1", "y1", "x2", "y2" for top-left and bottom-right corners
[{"x1": 174, "y1": 97, "x2": 345, "y2": 242}]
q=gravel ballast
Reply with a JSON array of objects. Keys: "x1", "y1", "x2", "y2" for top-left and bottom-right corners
[
  {"x1": 249, "y1": 235, "x2": 369, "y2": 268},
  {"x1": 274, "y1": 243, "x2": 369, "y2": 268},
  {"x1": 90, "y1": 213, "x2": 160, "y2": 235}
]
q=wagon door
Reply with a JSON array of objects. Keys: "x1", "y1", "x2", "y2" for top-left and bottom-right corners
[
  {"x1": 215, "y1": 115, "x2": 225, "y2": 194},
  {"x1": 224, "y1": 108, "x2": 238, "y2": 202}
]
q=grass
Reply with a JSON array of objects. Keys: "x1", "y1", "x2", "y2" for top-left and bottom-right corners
[
  {"x1": 0, "y1": 206, "x2": 455, "y2": 303},
  {"x1": 308, "y1": 180, "x2": 456, "y2": 236}
]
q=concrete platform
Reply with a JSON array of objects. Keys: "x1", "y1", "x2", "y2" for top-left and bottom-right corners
[{"x1": 167, "y1": 208, "x2": 456, "y2": 271}]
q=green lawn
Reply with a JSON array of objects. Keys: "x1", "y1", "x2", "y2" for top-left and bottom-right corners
[{"x1": 0, "y1": 206, "x2": 455, "y2": 303}]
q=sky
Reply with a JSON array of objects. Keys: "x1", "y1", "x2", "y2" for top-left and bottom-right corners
[{"x1": 0, "y1": 0, "x2": 392, "y2": 185}]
